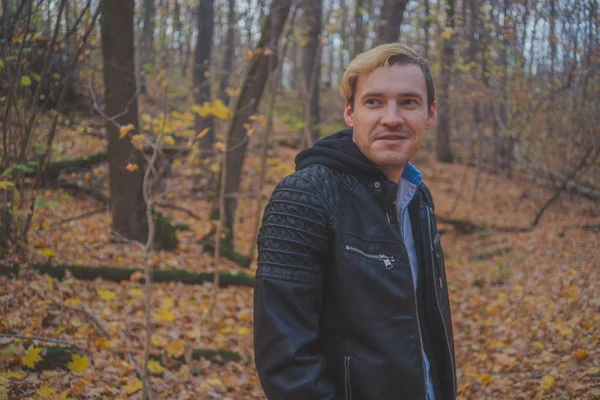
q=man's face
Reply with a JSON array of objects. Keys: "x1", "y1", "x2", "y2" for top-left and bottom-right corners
[{"x1": 344, "y1": 63, "x2": 437, "y2": 182}]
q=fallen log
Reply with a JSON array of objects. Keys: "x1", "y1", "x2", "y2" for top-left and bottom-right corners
[
  {"x1": 202, "y1": 239, "x2": 252, "y2": 268},
  {"x1": 0, "y1": 264, "x2": 255, "y2": 287},
  {"x1": 12, "y1": 344, "x2": 242, "y2": 371}
]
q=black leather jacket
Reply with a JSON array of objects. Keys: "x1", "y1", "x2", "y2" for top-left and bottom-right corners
[{"x1": 254, "y1": 131, "x2": 456, "y2": 400}]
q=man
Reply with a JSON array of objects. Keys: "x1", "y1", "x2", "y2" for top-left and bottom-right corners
[{"x1": 254, "y1": 43, "x2": 456, "y2": 400}]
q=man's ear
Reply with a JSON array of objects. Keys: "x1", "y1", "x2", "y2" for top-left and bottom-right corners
[
  {"x1": 343, "y1": 100, "x2": 354, "y2": 128},
  {"x1": 426, "y1": 100, "x2": 437, "y2": 130}
]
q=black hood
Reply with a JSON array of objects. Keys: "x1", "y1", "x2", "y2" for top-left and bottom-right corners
[{"x1": 295, "y1": 129, "x2": 384, "y2": 177}]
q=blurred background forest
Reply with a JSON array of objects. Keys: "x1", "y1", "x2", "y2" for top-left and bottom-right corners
[{"x1": 0, "y1": 0, "x2": 599, "y2": 399}]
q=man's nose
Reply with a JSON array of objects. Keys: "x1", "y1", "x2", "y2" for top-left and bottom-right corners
[{"x1": 380, "y1": 102, "x2": 404, "y2": 127}]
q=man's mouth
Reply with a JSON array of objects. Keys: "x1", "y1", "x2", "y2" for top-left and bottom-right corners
[{"x1": 374, "y1": 134, "x2": 410, "y2": 141}]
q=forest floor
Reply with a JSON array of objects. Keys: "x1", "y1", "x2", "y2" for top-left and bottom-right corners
[{"x1": 1, "y1": 116, "x2": 599, "y2": 399}]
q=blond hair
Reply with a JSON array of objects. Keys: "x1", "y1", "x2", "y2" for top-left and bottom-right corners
[{"x1": 340, "y1": 43, "x2": 435, "y2": 109}]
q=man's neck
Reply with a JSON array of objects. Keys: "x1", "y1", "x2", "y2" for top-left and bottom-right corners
[{"x1": 379, "y1": 165, "x2": 405, "y2": 183}]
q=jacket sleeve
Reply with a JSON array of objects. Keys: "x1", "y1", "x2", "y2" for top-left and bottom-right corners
[{"x1": 254, "y1": 170, "x2": 338, "y2": 400}]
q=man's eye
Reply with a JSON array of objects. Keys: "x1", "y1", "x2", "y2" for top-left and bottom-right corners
[
  {"x1": 401, "y1": 99, "x2": 419, "y2": 106},
  {"x1": 365, "y1": 99, "x2": 380, "y2": 106}
]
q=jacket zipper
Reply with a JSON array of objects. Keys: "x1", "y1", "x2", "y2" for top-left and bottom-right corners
[
  {"x1": 345, "y1": 245, "x2": 394, "y2": 269},
  {"x1": 426, "y1": 205, "x2": 456, "y2": 398},
  {"x1": 344, "y1": 355, "x2": 352, "y2": 400},
  {"x1": 391, "y1": 206, "x2": 427, "y2": 400}
]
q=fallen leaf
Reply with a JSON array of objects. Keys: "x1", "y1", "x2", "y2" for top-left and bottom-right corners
[
  {"x1": 97, "y1": 289, "x2": 116, "y2": 300},
  {"x1": 21, "y1": 346, "x2": 42, "y2": 368},
  {"x1": 541, "y1": 375, "x2": 555, "y2": 390},
  {"x1": 147, "y1": 359, "x2": 165, "y2": 375},
  {"x1": 125, "y1": 380, "x2": 142, "y2": 395},
  {"x1": 35, "y1": 384, "x2": 56, "y2": 398},
  {"x1": 67, "y1": 354, "x2": 88, "y2": 372}
]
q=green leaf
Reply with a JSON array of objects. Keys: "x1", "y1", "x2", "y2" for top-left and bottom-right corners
[
  {"x1": 0, "y1": 60, "x2": 4, "y2": 71},
  {"x1": 34, "y1": 199, "x2": 46, "y2": 207},
  {"x1": 31, "y1": 73, "x2": 41, "y2": 82},
  {"x1": 20, "y1": 75, "x2": 32, "y2": 87},
  {"x1": 12, "y1": 163, "x2": 35, "y2": 173}
]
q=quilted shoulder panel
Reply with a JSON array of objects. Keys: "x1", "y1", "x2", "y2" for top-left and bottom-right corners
[{"x1": 257, "y1": 165, "x2": 341, "y2": 284}]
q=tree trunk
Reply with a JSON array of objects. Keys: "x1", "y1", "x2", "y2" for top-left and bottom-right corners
[
  {"x1": 549, "y1": 0, "x2": 557, "y2": 75},
  {"x1": 219, "y1": 0, "x2": 292, "y2": 241},
  {"x1": 302, "y1": 0, "x2": 322, "y2": 143},
  {"x1": 139, "y1": 0, "x2": 155, "y2": 95},
  {"x1": 353, "y1": 0, "x2": 364, "y2": 57},
  {"x1": 218, "y1": 0, "x2": 235, "y2": 103},
  {"x1": 173, "y1": 0, "x2": 183, "y2": 70},
  {"x1": 424, "y1": 0, "x2": 430, "y2": 60},
  {"x1": 101, "y1": 0, "x2": 147, "y2": 242},
  {"x1": 436, "y1": 0, "x2": 455, "y2": 163},
  {"x1": 377, "y1": 0, "x2": 409, "y2": 44},
  {"x1": 194, "y1": 0, "x2": 215, "y2": 153}
]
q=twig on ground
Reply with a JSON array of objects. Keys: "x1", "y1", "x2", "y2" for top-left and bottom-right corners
[
  {"x1": 0, "y1": 333, "x2": 73, "y2": 347},
  {"x1": 49, "y1": 297, "x2": 111, "y2": 339},
  {"x1": 156, "y1": 202, "x2": 203, "y2": 221},
  {"x1": 50, "y1": 207, "x2": 106, "y2": 227}
]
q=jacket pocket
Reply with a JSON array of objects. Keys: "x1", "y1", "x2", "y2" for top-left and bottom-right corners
[
  {"x1": 344, "y1": 355, "x2": 353, "y2": 400},
  {"x1": 345, "y1": 245, "x2": 395, "y2": 269}
]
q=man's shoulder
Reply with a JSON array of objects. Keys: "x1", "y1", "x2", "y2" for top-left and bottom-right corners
[
  {"x1": 273, "y1": 164, "x2": 347, "y2": 211},
  {"x1": 280, "y1": 164, "x2": 344, "y2": 192}
]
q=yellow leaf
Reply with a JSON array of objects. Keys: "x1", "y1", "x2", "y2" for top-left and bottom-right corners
[
  {"x1": 162, "y1": 296, "x2": 175, "y2": 309},
  {"x1": 1, "y1": 371, "x2": 24, "y2": 379},
  {"x1": 97, "y1": 289, "x2": 116, "y2": 301},
  {"x1": 475, "y1": 374, "x2": 492, "y2": 384},
  {"x1": 35, "y1": 384, "x2": 56, "y2": 398},
  {"x1": 21, "y1": 346, "x2": 42, "y2": 368},
  {"x1": 532, "y1": 341, "x2": 545, "y2": 350},
  {"x1": 119, "y1": 124, "x2": 135, "y2": 138},
  {"x1": 246, "y1": 128, "x2": 255, "y2": 137},
  {"x1": 58, "y1": 389, "x2": 76, "y2": 400},
  {"x1": 152, "y1": 307, "x2": 175, "y2": 322},
  {"x1": 95, "y1": 338, "x2": 113, "y2": 349},
  {"x1": 214, "y1": 142, "x2": 226, "y2": 152},
  {"x1": 126, "y1": 163, "x2": 139, "y2": 172},
  {"x1": 0, "y1": 181, "x2": 14, "y2": 190},
  {"x1": 0, "y1": 342, "x2": 17, "y2": 360},
  {"x1": 191, "y1": 103, "x2": 211, "y2": 118},
  {"x1": 20, "y1": 75, "x2": 32, "y2": 87},
  {"x1": 125, "y1": 380, "x2": 142, "y2": 395},
  {"x1": 236, "y1": 327, "x2": 251, "y2": 336},
  {"x1": 67, "y1": 354, "x2": 88, "y2": 373},
  {"x1": 128, "y1": 287, "x2": 144, "y2": 298},
  {"x1": 575, "y1": 349, "x2": 588, "y2": 360},
  {"x1": 172, "y1": 159, "x2": 182, "y2": 169},
  {"x1": 197, "y1": 128, "x2": 210, "y2": 139},
  {"x1": 263, "y1": 47, "x2": 273, "y2": 56},
  {"x1": 441, "y1": 27, "x2": 453, "y2": 40},
  {"x1": 512, "y1": 284, "x2": 522, "y2": 294},
  {"x1": 211, "y1": 99, "x2": 229, "y2": 120},
  {"x1": 0, "y1": 377, "x2": 7, "y2": 400},
  {"x1": 42, "y1": 248, "x2": 56, "y2": 257},
  {"x1": 163, "y1": 136, "x2": 175, "y2": 145},
  {"x1": 206, "y1": 377, "x2": 224, "y2": 387},
  {"x1": 165, "y1": 340, "x2": 185, "y2": 358},
  {"x1": 147, "y1": 359, "x2": 165, "y2": 375},
  {"x1": 131, "y1": 134, "x2": 145, "y2": 149},
  {"x1": 541, "y1": 375, "x2": 555, "y2": 390},
  {"x1": 64, "y1": 297, "x2": 81, "y2": 306}
]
